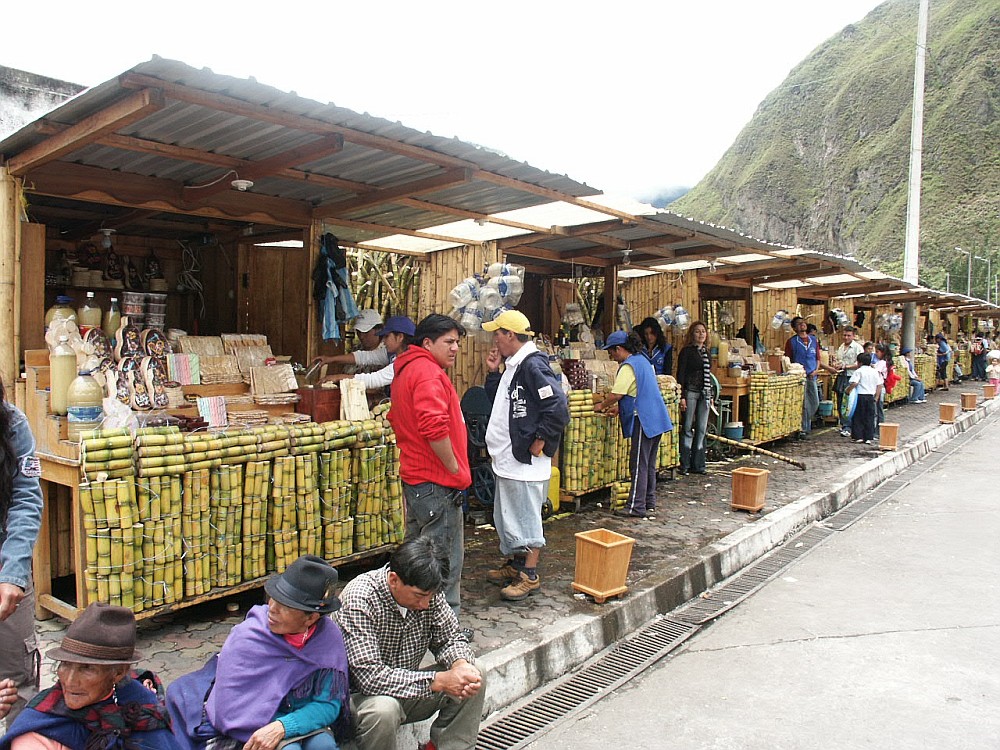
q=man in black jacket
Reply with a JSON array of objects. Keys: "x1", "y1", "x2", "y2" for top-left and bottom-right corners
[{"x1": 482, "y1": 310, "x2": 569, "y2": 601}]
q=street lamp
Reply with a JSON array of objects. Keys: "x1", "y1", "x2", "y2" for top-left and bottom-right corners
[{"x1": 956, "y1": 246, "x2": 972, "y2": 295}]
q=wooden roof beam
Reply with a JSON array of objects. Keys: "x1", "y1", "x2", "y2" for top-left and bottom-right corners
[
  {"x1": 721, "y1": 262, "x2": 834, "y2": 283},
  {"x1": 314, "y1": 168, "x2": 473, "y2": 218},
  {"x1": 183, "y1": 134, "x2": 344, "y2": 203},
  {"x1": 319, "y1": 215, "x2": 475, "y2": 246},
  {"x1": 26, "y1": 161, "x2": 312, "y2": 227},
  {"x1": 503, "y1": 244, "x2": 612, "y2": 268},
  {"x1": 804, "y1": 280, "x2": 900, "y2": 297},
  {"x1": 8, "y1": 89, "x2": 165, "y2": 175}
]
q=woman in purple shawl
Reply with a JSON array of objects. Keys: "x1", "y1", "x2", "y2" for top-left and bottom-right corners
[{"x1": 167, "y1": 556, "x2": 350, "y2": 750}]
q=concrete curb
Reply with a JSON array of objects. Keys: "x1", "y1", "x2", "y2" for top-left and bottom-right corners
[{"x1": 478, "y1": 395, "x2": 1000, "y2": 713}]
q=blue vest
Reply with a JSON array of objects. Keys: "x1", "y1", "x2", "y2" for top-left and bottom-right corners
[
  {"x1": 791, "y1": 335, "x2": 819, "y2": 376},
  {"x1": 618, "y1": 353, "x2": 672, "y2": 438}
]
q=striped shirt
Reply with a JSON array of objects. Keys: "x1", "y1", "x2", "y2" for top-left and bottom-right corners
[{"x1": 334, "y1": 565, "x2": 473, "y2": 699}]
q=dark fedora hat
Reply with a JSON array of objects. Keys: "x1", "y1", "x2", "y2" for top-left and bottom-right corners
[
  {"x1": 265, "y1": 555, "x2": 341, "y2": 613},
  {"x1": 47, "y1": 602, "x2": 141, "y2": 665}
]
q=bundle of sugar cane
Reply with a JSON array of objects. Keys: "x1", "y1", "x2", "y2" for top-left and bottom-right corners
[
  {"x1": 318, "y1": 449, "x2": 352, "y2": 525},
  {"x1": 289, "y1": 424, "x2": 327, "y2": 455},
  {"x1": 210, "y1": 464, "x2": 244, "y2": 587},
  {"x1": 371, "y1": 401, "x2": 391, "y2": 418},
  {"x1": 385, "y1": 445, "x2": 405, "y2": 544},
  {"x1": 353, "y1": 514, "x2": 377, "y2": 553},
  {"x1": 294, "y1": 454, "x2": 322, "y2": 538},
  {"x1": 268, "y1": 456, "x2": 299, "y2": 571},
  {"x1": 611, "y1": 481, "x2": 631, "y2": 510},
  {"x1": 241, "y1": 460, "x2": 270, "y2": 580},
  {"x1": 353, "y1": 445, "x2": 388, "y2": 516},
  {"x1": 567, "y1": 389, "x2": 598, "y2": 417},
  {"x1": 135, "y1": 426, "x2": 186, "y2": 477},
  {"x1": 214, "y1": 429, "x2": 260, "y2": 464},
  {"x1": 324, "y1": 516, "x2": 354, "y2": 559},
  {"x1": 181, "y1": 469, "x2": 212, "y2": 597},
  {"x1": 352, "y1": 417, "x2": 393, "y2": 448},
  {"x1": 79, "y1": 478, "x2": 141, "y2": 610},
  {"x1": 323, "y1": 420, "x2": 359, "y2": 451},
  {"x1": 254, "y1": 425, "x2": 291, "y2": 461},
  {"x1": 80, "y1": 428, "x2": 135, "y2": 481},
  {"x1": 181, "y1": 433, "x2": 225, "y2": 474},
  {"x1": 657, "y1": 393, "x2": 681, "y2": 470}
]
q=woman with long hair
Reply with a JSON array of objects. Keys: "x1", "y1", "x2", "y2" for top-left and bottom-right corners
[
  {"x1": 0, "y1": 379, "x2": 43, "y2": 728},
  {"x1": 635, "y1": 317, "x2": 673, "y2": 376},
  {"x1": 596, "y1": 331, "x2": 672, "y2": 518},
  {"x1": 675, "y1": 321, "x2": 712, "y2": 475}
]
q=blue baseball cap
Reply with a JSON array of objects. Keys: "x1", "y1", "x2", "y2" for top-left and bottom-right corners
[
  {"x1": 603, "y1": 330, "x2": 629, "y2": 349},
  {"x1": 380, "y1": 315, "x2": 415, "y2": 337}
]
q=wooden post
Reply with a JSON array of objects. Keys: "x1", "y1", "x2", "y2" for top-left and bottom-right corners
[
  {"x1": 603, "y1": 265, "x2": 617, "y2": 334},
  {"x1": 0, "y1": 168, "x2": 21, "y2": 388}
]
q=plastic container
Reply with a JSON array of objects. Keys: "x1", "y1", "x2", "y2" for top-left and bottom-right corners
[
  {"x1": 448, "y1": 277, "x2": 479, "y2": 309},
  {"x1": 103, "y1": 298, "x2": 121, "y2": 341},
  {"x1": 723, "y1": 421, "x2": 744, "y2": 440},
  {"x1": 49, "y1": 336, "x2": 77, "y2": 416},
  {"x1": 66, "y1": 370, "x2": 104, "y2": 441},
  {"x1": 45, "y1": 296, "x2": 77, "y2": 330},
  {"x1": 122, "y1": 291, "x2": 146, "y2": 316},
  {"x1": 817, "y1": 400, "x2": 834, "y2": 417},
  {"x1": 77, "y1": 292, "x2": 102, "y2": 333}
]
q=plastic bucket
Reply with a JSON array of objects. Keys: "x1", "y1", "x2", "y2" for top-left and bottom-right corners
[
  {"x1": 723, "y1": 421, "x2": 743, "y2": 440},
  {"x1": 818, "y1": 400, "x2": 834, "y2": 416}
]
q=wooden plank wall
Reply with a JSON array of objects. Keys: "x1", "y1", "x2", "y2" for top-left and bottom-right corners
[
  {"x1": 20, "y1": 223, "x2": 46, "y2": 355},
  {"x1": 417, "y1": 242, "x2": 500, "y2": 397}
]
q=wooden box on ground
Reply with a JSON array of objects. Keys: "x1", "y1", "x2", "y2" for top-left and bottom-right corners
[
  {"x1": 961, "y1": 393, "x2": 978, "y2": 411},
  {"x1": 879, "y1": 423, "x2": 900, "y2": 451},
  {"x1": 984, "y1": 384, "x2": 996, "y2": 400},
  {"x1": 571, "y1": 528, "x2": 635, "y2": 603},
  {"x1": 731, "y1": 467, "x2": 769, "y2": 512},
  {"x1": 939, "y1": 403, "x2": 960, "y2": 423}
]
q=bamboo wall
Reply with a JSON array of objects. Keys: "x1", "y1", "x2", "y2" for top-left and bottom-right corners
[
  {"x1": 753, "y1": 289, "x2": 799, "y2": 352},
  {"x1": 620, "y1": 270, "x2": 699, "y2": 354},
  {"x1": 416, "y1": 242, "x2": 500, "y2": 397}
]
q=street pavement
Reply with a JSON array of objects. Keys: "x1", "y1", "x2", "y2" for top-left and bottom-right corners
[
  {"x1": 25, "y1": 382, "x2": 997, "y2": 722},
  {"x1": 528, "y1": 410, "x2": 1000, "y2": 749}
]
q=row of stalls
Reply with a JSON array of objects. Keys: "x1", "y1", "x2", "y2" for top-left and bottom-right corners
[{"x1": 1, "y1": 58, "x2": 997, "y2": 620}]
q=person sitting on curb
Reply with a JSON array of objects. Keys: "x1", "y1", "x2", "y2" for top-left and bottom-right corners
[
  {"x1": 481, "y1": 310, "x2": 569, "y2": 602},
  {"x1": 334, "y1": 537, "x2": 484, "y2": 750},
  {"x1": 900, "y1": 347, "x2": 927, "y2": 403},
  {"x1": 167, "y1": 556, "x2": 351, "y2": 750}
]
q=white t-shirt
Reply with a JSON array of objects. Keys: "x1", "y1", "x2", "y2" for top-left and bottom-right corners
[
  {"x1": 344, "y1": 343, "x2": 389, "y2": 375},
  {"x1": 486, "y1": 342, "x2": 552, "y2": 482},
  {"x1": 850, "y1": 365, "x2": 882, "y2": 396}
]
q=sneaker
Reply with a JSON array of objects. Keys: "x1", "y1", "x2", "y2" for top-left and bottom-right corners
[
  {"x1": 864, "y1": 439, "x2": 873, "y2": 445},
  {"x1": 854, "y1": 438, "x2": 864, "y2": 443},
  {"x1": 840, "y1": 428, "x2": 852, "y2": 437},
  {"x1": 501, "y1": 571, "x2": 541, "y2": 601},
  {"x1": 486, "y1": 561, "x2": 520, "y2": 586}
]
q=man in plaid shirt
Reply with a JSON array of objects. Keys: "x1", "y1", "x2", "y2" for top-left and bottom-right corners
[{"x1": 335, "y1": 538, "x2": 485, "y2": 750}]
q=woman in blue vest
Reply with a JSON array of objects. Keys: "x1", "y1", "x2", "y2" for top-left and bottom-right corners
[
  {"x1": 635, "y1": 317, "x2": 673, "y2": 376},
  {"x1": 596, "y1": 330, "x2": 672, "y2": 519}
]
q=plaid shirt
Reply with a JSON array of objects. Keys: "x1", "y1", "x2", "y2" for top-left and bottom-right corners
[{"x1": 334, "y1": 564, "x2": 473, "y2": 699}]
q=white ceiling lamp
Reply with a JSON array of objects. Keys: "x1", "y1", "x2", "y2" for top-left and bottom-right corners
[
  {"x1": 99, "y1": 228, "x2": 115, "y2": 249},
  {"x1": 231, "y1": 178, "x2": 254, "y2": 191}
]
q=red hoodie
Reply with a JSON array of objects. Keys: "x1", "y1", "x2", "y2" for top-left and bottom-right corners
[{"x1": 387, "y1": 347, "x2": 471, "y2": 490}]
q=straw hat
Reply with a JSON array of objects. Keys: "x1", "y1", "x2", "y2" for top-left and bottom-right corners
[{"x1": 47, "y1": 603, "x2": 141, "y2": 665}]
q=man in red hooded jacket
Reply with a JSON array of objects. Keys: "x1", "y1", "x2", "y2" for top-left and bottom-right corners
[{"x1": 387, "y1": 314, "x2": 471, "y2": 617}]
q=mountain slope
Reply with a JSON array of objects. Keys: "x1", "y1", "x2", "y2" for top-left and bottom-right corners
[{"x1": 670, "y1": 0, "x2": 999, "y2": 293}]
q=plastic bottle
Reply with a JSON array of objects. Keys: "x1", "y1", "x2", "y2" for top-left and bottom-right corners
[
  {"x1": 66, "y1": 370, "x2": 104, "y2": 441},
  {"x1": 49, "y1": 336, "x2": 77, "y2": 416},
  {"x1": 45, "y1": 296, "x2": 77, "y2": 331},
  {"x1": 448, "y1": 277, "x2": 479, "y2": 309},
  {"x1": 103, "y1": 297, "x2": 121, "y2": 341},
  {"x1": 77, "y1": 292, "x2": 103, "y2": 334}
]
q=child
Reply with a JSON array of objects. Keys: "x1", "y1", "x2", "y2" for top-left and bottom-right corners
[
  {"x1": 846, "y1": 352, "x2": 883, "y2": 444},
  {"x1": 987, "y1": 355, "x2": 1000, "y2": 389}
]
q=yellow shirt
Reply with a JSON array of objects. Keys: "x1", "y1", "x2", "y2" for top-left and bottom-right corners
[{"x1": 611, "y1": 363, "x2": 637, "y2": 397}]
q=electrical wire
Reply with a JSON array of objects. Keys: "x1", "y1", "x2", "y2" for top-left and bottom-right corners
[{"x1": 176, "y1": 240, "x2": 206, "y2": 319}]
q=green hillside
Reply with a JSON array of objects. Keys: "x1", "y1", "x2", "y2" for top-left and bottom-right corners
[{"x1": 670, "y1": 0, "x2": 999, "y2": 295}]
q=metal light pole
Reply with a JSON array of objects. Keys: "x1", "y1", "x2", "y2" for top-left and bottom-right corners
[{"x1": 945, "y1": 272, "x2": 950, "y2": 292}]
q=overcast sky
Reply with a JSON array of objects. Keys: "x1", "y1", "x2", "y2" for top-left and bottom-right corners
[{"x1": 5, "y1": 0, "x2": 890, "y2": 199}]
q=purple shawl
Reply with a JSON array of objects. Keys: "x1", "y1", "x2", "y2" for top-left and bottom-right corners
[{"x1": 205, "y1": 606, "x2": 349, "y2": 742}]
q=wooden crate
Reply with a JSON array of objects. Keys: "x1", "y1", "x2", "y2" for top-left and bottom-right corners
[
  {"x1": 571, "y1": 528, "x2": 635, "y2": 604},
  {"x1": 879, "y1": 423, "x2": 900, "y2": 451},
  {"x1": 984, "y1": 384, "x2": 996, "y2": 400},
  {"x1": 731, "y1": 467, "x2": 769, "y2": 512},
  {"x1": 960, "y1": 393, "x2": 978, "y2": 411},
  {"x1": 939, "y1": 403, "x2": 960, "y2": 423}
]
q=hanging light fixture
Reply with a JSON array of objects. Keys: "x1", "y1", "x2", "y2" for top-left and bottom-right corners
[{"x1": 99, "y1": 228, "x2": 115, "y2": 249}]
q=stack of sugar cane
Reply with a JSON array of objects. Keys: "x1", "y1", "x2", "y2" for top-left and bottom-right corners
[
  {"x1": 135, "y1": 427, "x2": 186, "y2": 477},
  {"x1": 210, "y1": 465, "x2": 244, "y2": 587},
  {"x1": 254, "y1": 424, "x2": 291, "y2": 462},
  {"x1": 289, "y1": 424, "x2": 326, "y2": 455},
  {"x1": 80, "y1": 478, "x2": 143, "y2": 612},
  {"x1": 614, "y1": 422, "x2": 630, "y2": 483},
  {"x1": 611, "y1": 480, "x2": 631, "y2": 510},
  {"x1": 294, "y1": 454, "x2": 322, "y2": 558},
  {"x1": 214, "y1": 429, "x2": 260, "y2": 464},
  {"x1": 385, "y1": 441, "x2": 404, "y2": 545},
  {"x1": 181, "y1": 469, "x2": 212, "y2": 597},
  {"x1": 181, "y1": 432, "x2": 225, "y2": 474},
  {"x1": 319, "y1": 449, "x2": 353, "y2": 559},
  {"x1": 657, "y1": 379, "x2": 681, "y2": 470},
  {"x1": 323, "y1": 420, "x2": 359, "y2": 451},
  {"x1": 749, "y1": 372, "x2": 805, "y2": 442},
  {"x1": 353, "y1": 443, "x2": 389, "y2": 553},
  {"x1": 567, "y1": 389, "x2": 599, "y2": 417},
  {"x1": 241, "y1": 461, "x2": 270, "y2": 580},
  {"x1": 562, "y1": 414, "x2": 608, "y2": 492},
  {"x1": 136, "y1": 475, "x2": 183, "y2": 608},
  {"x1": 268, "y1": 456, "x2": 299, "y2": 572},
  {"x1": 80, "y1": 428, "x2": 135, "y2": 482}
]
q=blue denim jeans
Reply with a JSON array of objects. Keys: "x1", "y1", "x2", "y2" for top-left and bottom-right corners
[{"x1": 680, "y1": 389, "x2": 711, "y2": 473}]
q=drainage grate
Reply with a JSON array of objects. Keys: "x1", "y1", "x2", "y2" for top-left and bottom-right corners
[
  {"x1": 668, "y1": 525, "x2": 834, "y2": 626},
  {"x1": 475, "y1": 617, "x2": 697, "y2": 749}
]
